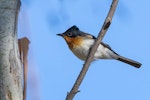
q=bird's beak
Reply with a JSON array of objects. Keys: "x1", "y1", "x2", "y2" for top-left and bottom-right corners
[{"x1": 57, "y1": 33, "x2": 64, "y2": 37}]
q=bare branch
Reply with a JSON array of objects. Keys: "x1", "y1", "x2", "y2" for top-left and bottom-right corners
[
  {"x1": 18, "y1": 37, "x2": 30, "y2": 100},
  {"x1": 66, "y1": 0, "x2": 119, "y2": 100}
]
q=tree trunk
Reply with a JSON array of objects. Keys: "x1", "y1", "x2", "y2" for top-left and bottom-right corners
[{"x1": 0, "y1": 0, "x2": 23, "y2": 100}]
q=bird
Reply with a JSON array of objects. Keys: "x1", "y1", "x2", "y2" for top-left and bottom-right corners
[{"x1": 57, "y1": 25, "x2": 141, "y2": 68}]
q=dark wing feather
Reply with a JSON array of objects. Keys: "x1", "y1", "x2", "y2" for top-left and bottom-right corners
[
  {"x1": 101, "y1": 42, "x2": 119, "y2": 55},
  {"x1": 80, "y1": 32, "x2": 118, "y2": 55}
]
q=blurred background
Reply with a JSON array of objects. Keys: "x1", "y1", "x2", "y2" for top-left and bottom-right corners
[{"x1": 18, "y1": 0, "x2": 150, "y2": 100}]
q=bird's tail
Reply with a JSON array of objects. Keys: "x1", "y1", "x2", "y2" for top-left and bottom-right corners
[{"x1": 117, "y1": 55, "x2": 141, "y2": 68}]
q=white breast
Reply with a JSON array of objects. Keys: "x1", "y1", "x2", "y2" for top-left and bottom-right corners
[{"x1": 71, "y1": 38, "x2": 118, "y2": 60}]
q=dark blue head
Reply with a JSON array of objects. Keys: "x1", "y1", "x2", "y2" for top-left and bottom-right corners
[
  {"x1": 57, "y1": 25, "x2": 96, "y2": 39},
  {"x1": 57, "y1": 25, "x2": 81, "y2": 37}
]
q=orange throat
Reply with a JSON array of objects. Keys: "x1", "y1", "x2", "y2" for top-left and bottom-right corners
[{"x1": 63, "y1": 36, "x2": 83, "y2": 50}]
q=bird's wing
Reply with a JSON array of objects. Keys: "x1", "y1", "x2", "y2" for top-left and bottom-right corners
[
  {"x1": 101, "y1": 42, "x2": 118, "y2": 55},
  {"x1": 80, "y1": 32, "x2": 118, "y2": 55}
]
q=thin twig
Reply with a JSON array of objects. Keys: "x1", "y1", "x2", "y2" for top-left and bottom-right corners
[{"x1": 66, "y1": 0, "x2": 118, "y2": 100}]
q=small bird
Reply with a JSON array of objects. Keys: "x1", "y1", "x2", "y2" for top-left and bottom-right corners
[{"x1": 57, "y1": 25, "x2": 141, "y2": 68}]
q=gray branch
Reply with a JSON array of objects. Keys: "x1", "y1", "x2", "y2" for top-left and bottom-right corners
[{"x1": 66, "y1": 0, "x2": 119, "y2": 100}]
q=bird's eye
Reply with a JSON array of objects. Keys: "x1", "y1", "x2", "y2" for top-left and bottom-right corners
[{"x1": 67, "y1": 32, "x2": 72, "y2": 36}]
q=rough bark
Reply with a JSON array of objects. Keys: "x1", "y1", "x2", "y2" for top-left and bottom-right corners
[{"x1": 0, "y1": 0, "x2": 23, "y2": 100}]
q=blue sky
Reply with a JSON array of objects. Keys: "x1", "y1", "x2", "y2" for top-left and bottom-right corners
[{"x1": 19, "y1": 0, "x2": 150, "y2": 100}]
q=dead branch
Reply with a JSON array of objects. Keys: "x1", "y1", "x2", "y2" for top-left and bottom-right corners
[
  {"x1": 66, "y1": 0, "x2": 119, "y2": 100},
  {"x1": 18, "y1": 37, "x2": 30, "y2": 100}
]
